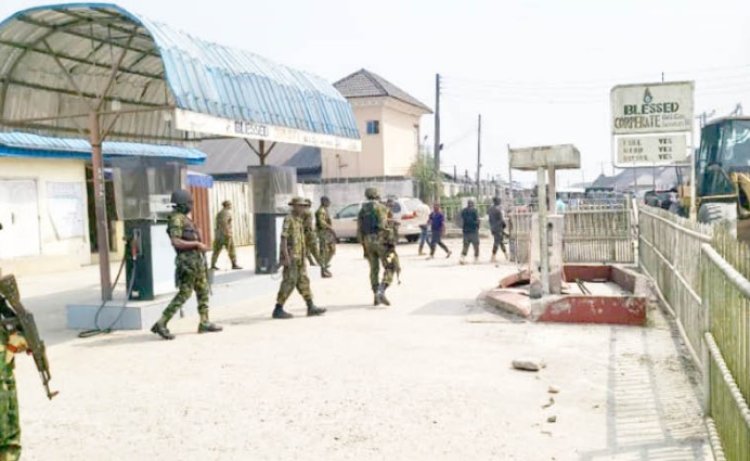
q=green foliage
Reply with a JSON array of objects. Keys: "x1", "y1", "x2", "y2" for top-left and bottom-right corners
[{"x1": 410, "y1": 154, "x2": 440, "y2": 202}]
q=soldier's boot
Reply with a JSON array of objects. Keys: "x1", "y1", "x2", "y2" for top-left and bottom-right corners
[
  {"x1": 474, "y1": 255, "x2": 479, "y2": 263},
  {"x1": 272, "y1": 303, "x2": 294, "y2": 319},
  {"x1": 198, "y1": 312, "x2": 223, "y2": 333},
  {"x1": 491, "y1": 254, "x2": 497, "y2": 263},
  {"x1": 210, "y1": 265, "x2": 219, "y2": 271},
  {"x1": 321, "y1": 267, "x2": 332, "y2": 278},
  {"x1": 377, "y1": 283, "x2": 391, "y2": 306},
  {"x1": 373, "y1": 288, "x2": 381, "y2": 306},
  {"x1": 306, "y1": 299, "x2": 326, "y2": 316},
  {"x1": 150, "y1": 321, "x2": 175, "y2": 340},
  {"x1": 459, "y1": 255, "x2": 467, "y2": 265},
  {"x1": 231, "y1": 263, "x2": 243, "y2": 270}
]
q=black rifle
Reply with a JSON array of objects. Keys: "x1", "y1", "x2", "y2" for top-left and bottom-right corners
[{"x1": 0, "y1": 274, "x2": 59, "y2": 400}]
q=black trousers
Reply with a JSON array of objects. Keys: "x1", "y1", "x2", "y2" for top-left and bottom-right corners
[
  {"x1": 430, "y1": 232, "x2": 450, "y2": 255},
  {"x1": 462, "y1": 232, "x2": 479, "y2": 257}
]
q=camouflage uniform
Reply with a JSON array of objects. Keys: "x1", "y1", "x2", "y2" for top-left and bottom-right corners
[
  {"x1": 276, "y1": 214, "x2": 313, "y2": 304},
  {"x1": 315, "y1": 205, "x2": 336, "y2": 271},
  {"x1": 160, "y1": 212, "x2": 211, "y2": 325},
  {"x1": 357, "y1": 198, "x2": 394, "y2": 299},
  {"x1": 210, "y1": 206, "x2": 238, "y2": 268},
  {"x1": 0, "y1": 306, "x2": 25, "y2": 461},
  {"x1": 302, "y1": 204, "x2": 320, "y2": 266}
]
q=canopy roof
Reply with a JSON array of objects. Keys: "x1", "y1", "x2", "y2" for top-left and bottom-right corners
[
  {"x1": 0, "y1": 3, "x2": 360, "y2": 150},
  {"x1": 0, "y1": 131, "x2": 205, "y2": 164}
]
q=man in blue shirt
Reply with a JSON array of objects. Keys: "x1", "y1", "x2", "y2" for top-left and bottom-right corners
[
  {"x1": 460, "y1": 200, "x2": 480, "y2": 264},
  {"x1": 427, "y1": 203, "x2": 451, "y2": 259}
]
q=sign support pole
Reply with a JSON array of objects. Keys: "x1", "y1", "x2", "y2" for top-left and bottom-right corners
[{"x1": 537, "y1": 167, "x2": 549, "y2": 296}]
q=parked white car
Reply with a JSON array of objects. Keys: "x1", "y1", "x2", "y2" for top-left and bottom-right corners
[{"x1": 332, "y1": 197, "x2": 430, "y2": 242}]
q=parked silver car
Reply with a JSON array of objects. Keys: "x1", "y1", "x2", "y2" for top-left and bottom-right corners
[{"x1": 332, "y1": 197, "x2": 430, "y2": 242}]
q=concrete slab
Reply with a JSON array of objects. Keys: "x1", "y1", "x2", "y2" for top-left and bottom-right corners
[{"x1": 66, "y1": 297, "x2": 168, "y2": 330}]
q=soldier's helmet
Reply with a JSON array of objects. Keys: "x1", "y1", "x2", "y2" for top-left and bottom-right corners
[
  {"x1": 365, "y1": 187, "x2": 380, "y2": 200},
  {"x1": 170, "y1": 189, "x2": 193, "y2": 207},
  {"x1": 288, "y1": 196, "x2": 307, "y2": 207},
  {"x1": 321, "y1": 196, "x2": 330, "y2": 205},
  {"x1": 493, "y1": 196, "x2": 501, "y2": 206},
  {"x1": 222, "y1": 200, "x2": 231, "y2": 207}
]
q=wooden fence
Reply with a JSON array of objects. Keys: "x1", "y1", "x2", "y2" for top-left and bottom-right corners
[
  {"x1": 208, "y1": 181, "x2": 253, "y2": 246},
  {"x1": 638, "y1": 205, "x2": 748, "y2": 461},
  {"x1": 508, "y1": 207, "x2": 634, "y2": 264}
]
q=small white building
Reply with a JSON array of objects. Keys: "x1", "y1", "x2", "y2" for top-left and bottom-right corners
[
  {"x1": 0, "y1": 132, "x2": 206, "y2": 276},
  {"x1": 322, "y1": 69, "x2": 432, "y2": 180}
]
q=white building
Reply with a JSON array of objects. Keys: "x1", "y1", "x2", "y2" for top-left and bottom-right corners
[{"x1": 322, "y1": 69, "x2": 432, "y2": 180}]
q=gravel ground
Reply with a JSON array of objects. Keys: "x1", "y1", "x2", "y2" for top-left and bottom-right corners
[{"x1": 13, "y1": 242, "x2": 712, "y2": 460}]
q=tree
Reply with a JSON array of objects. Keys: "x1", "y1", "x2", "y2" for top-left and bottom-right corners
[{"x1": 410, "y1": 154, "x2": 441, "y2": 203}]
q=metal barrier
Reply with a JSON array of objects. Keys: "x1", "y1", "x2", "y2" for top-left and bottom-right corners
[
  {"x1": 637, "y1": 205, "x2": 748, "y2": 460},
  {"x1": 507, "y1": 207, "x2": 634, "y2": 264},
  {"x1": 638, "y1": 206, "x2": 712, "y2": 367},
  {"x1": 702, "y1": 231, "x2": 750, "y2": 461}
]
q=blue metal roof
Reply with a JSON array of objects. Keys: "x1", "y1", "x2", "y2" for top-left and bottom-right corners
[
  {"x1": 0, "y1": 132, "x2": 206, "y2": 165},
  {"x1": 0, "y1": 3, "x2": 360, "y2": 149}
]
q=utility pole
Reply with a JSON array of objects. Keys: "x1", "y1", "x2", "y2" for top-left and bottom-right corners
[
  {"x1": 434, "y1": 73, "x2": 441, "y2": 173},
  {"x1": 507, "y1": 143, "x2": 513, "y2": 205},
  {"x1": 476, "y1": 113, "x2": 482, "y2": 198}
]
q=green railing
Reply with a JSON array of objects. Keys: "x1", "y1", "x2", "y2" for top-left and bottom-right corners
[
  {"x1": 638, "y1": 205, "x2": 749, "y2": 461},
  {"x1": 702, "y1": 228, "x2": 750, "y2": 461}
]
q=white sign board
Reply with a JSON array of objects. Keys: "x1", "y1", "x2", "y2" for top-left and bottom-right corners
[
  {"x1": 173, "y1": 109, "x2": 362, "y2": 153},
  {"x1": 611, "y1": 81, "x2": 694, "y2": 135},
  {"x1": 617, "y1": 134, "x2": 688, "y2": 166}
]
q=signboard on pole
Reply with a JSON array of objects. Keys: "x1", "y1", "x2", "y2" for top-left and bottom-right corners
[{"x1": 611, "y1": 81, "x2": 694, "y2": 167}]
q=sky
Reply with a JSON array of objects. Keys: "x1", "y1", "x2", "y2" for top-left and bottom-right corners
[{"x1": 2, "y1": 0, "x2": 750, "y2": 186}]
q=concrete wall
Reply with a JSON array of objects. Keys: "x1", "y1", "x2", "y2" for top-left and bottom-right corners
[{"x1": 0, "y1": 157, "x2": 90, "y2": 275}]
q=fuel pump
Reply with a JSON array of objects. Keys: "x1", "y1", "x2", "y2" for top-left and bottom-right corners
[{"x1": 112, "y1": 158, "x2": 187, "y2": 300}]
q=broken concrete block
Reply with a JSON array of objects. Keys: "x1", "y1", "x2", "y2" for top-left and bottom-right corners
[{"x1": 512, "y1": 358, "x2": 546, "y2": 371}]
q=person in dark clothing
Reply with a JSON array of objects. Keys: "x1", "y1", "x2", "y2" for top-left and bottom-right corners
[
  {"x1": 427, "y1": 203, "x2": 451, "y2": 259},
  {"x1": 459, "y1": 200, "x2": 480, "y2": 264},
  {"x1": 488, "y1": 196, "x2": 507, "y2": 263}
]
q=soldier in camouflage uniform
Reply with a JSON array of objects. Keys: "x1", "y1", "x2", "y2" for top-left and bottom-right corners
[
  {"x1": 302, "y1": 199, "x2": 320, "y2": 267},
  {"x1": 151, "y1": 190, "x2": 223, "y2": 340},
  {"x1": 272, "y1": 197, "x2": 326, "y2": 319},
  {"x1": 315, "y1": 196, "x2": 336, "y2": 278},
  {"x1": 0, "y1": 300, "x2": 26, "y2": 461},
  {"x1": 357, "y1": 188, "x2": 395, "y2": 306},
  {"x1": 210, "y1": 200, "x2": 242, "y2": 270}
]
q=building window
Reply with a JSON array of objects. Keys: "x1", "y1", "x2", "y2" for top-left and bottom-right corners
[{"x1": 366, "y1": 120, "x2": 380, "y2": 135}]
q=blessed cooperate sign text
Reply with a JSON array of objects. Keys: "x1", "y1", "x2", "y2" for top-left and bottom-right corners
[{"x1": 611, "y1": 81, "x2": 694, "y2": 167}]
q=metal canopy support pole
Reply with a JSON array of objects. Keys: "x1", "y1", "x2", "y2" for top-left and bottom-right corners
[
  {"x1": 537, "y1": 167, "x2": 549, "y2": 295},
  {"x1": 89, "y1": 111, "x2": 112, "y2": 301}
]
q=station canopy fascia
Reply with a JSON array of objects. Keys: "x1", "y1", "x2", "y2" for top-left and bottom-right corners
[
  {"x1": 0, "y1": 131, "x2": 205, "y2": 164},
  {"x1": 0, "y1": 2, "x2": 361, "y2": 301},
  {"x1": 0, "y1": 2, "x2": 361, "y2": 150}
]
